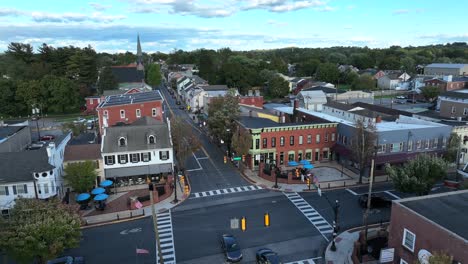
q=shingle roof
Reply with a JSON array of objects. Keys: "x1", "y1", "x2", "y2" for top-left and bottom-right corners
[
  {"x1": 202, "y1": 85, "x2": 229, "y2": 91},
  {"x1": 440, "y1": 91, "x2": 468, "y2": 99},
  {"x1": 425, "y1": 63, "x2": 468, "y2": 69},
  {"x1": 0, "y1": 149, "x2": 54, "y2": 184},
  {"x1": 64, "y1": 144, "x2": 101, "y2": 161},
  {"x1": 237, "y1": 116, "x2": 327, "y2": 129},
  {"x1": 110, "y1": 66, "x2": 144, "y2": 83},
  {"x1": 303, "y1": 86, "x2": 346, "y2": 94},
  {"x1": 102, "y1": 117, "x2": 171, "y2": 153},
  {"x1": 0, "y1": 126, "x2": 26, "y2": 140},
  {"x1": 324, "y1": 101, "x2": 355, "y2": 111},
  {"x1": 351, "y1": 102, "x2": 412, "y2": 117}
]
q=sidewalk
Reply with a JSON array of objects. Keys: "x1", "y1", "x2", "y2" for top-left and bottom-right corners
[{"x1": 81, "y1": 179, "x2": 187, "y2": 227}]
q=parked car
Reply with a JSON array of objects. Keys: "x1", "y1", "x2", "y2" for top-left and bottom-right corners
[
  {"x1": 221, "y1": 234, "x2": 242, "y2": 262},
  {"x1": 395, "y1": 95, "x2": 406, "y2": 99},
  {"x1": 256, "y1": 248, "x2": 282, "y2": 264},
  {"x1": 176, "y1": 100, "x2": 181, "y2": 105},
  {"x1": 179, "y1": 105, "x2": 185, "y2": 110},
  {"x1": 40, "y1": 135, "x2": 55, "y2": 141},
  {"x1": 73, "y1": 117, "x2": 86, "y2": 124},
  {"x1": 47, "y1": 256, "x2": 85, "y2": 264},
  {"x1": 406, "y1": 99, "x2": 417, "y2": 104},
  {"x1": 86, "y1": 121, "x2": 94, "y2": 130},
  {"x1": 359, "y1": 194, "x2": 392, "y2": 208},
  {"x1": 395, "y1": 99, "x2": 406, "y2": 104}
]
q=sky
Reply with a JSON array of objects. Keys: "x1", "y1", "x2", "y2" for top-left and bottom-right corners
[{"x1": 0, "y1": 0, "x2": 467, "y2": 54}]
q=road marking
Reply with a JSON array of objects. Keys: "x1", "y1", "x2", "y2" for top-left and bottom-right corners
[
  {"x1": 197, "y1": 157, "x2": 209, "y2": 160},
  {"x1": 284, "y1": 192, "x2": 332, "y2": 242},
  {"x1": 346, "y1": 188, "x2": 358, "y2": 196},
  {"x1": 284, "y1": 256, "x2": 321, "y2": 264},
  {"x1": 119, "y1": 227, "x2": 142, "y2": 235},
  {"x1": 156, "y1": 211, "x2": 176, "y2": 264},
  {"x1": 385, "y1": 190, "x2": 401, "y2": 200},
  {"x1": 190, "y1": 185, "x2": 263, "y2": 199}
]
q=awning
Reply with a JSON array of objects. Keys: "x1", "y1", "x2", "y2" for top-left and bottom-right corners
[{"x1": 105, "y1": 163, "x2": 173, "y2": 178}]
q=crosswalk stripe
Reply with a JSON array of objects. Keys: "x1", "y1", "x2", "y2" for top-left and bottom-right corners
[
  {"x1": 284, "y1": 258, "x2": 317, "y2": 264},
  {"x1": 156, "y1": 210, "x2": 176, "y2": 264},
  {"x1": 191, "y1": 185, "x2": 264, "y2": 199}
]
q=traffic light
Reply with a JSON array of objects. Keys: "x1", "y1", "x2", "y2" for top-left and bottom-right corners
[
  {"x1": 307, "y1": 178, "x2": 311, "y2": 186},
  {"x1": 184, "y1": 185, "x2": 189, "y2": 195},
  {"x1": 224, "y1": 156, "x2": 227, "y2": 163},
  {"x1": 242, "y1": 155, "x2": 246, "y2": 162},
  {"x1": 241, "y1": 216, "x2": 246, "y2": 232},
  {"x1": 264, "y1": 212, "x2": 270, "y2": 227},
  {"x1": 180, "y1": 175, "x2": 185, "y2": 184},
  {"x1": 295, "y1": 168, "x2": 300, "y2": 177}
]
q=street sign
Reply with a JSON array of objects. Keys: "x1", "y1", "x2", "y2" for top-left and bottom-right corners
[
  {"x1": 230, "y1": 218, "x2": 239, "y2": 229},
  {"x1": 233, "y1": 157, "x2": 242, "y2": 161},
  {"x1": 379, "y1": 248, "x2": 395, "y2": 263}
]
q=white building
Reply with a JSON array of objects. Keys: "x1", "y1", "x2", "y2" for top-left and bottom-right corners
[{"x1": 296, "y1": 90, "x2": 327, "y2": 111}]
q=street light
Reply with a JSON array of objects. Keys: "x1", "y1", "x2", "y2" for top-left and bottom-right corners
[{"x1": 330, "y1": 199, "x2": 340, "y2": 251}]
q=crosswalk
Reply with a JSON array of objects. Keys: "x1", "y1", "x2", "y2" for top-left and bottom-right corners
[
  {"x1": 156, "y1": 211, "x2": 176, "y2": 264},
  {"x1": 285, "y1": 258, "x2": 318, "y2": 264},
  {"x1": 284, "y1": 192, "x2": 333, "y2": 241},
  {"x1": 191, "y1": 185, "x2": 263, "y2": 198}
]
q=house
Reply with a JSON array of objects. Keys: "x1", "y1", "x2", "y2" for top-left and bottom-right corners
[
  {"x1": 63, "y1": 144, "x2": 104, "y2": 187},
  {"x1": 373, "y1": 70, "x2": 385, "y2": 80},
  {"x1": 0, "y1": 132, "x2": 71, "y2": 213},
  {"x1": 437, "y1": 90, "x2": 468, "y2": 118},
  {"x1": 303, "y1": 86, "x2": 374, "y2": 103},
  {"x1": 96, "y1": 90, "x2": 164, "y2": 135},
  {"x1": 424, "y1": 75, "x2": 468, "y2": 92},
  {"x1": 424, "y1": 63, "x2": 468, "y2": 76},
  {"x1": 236, "y1": 116, "x2": 337, "y2": 171},
  {"x1": 0, "y1": 125, "x2": 32, "y2": 153},
  {"x1": 297, "y1": 101, "x2": 451, "y2": 176},
  {"x1": 202, "y1": 86, "x2": 237, "y2": 115},
  {"x1": 377, "y1": 72, "x2": 411, "y2": 90},
  {"x1": 109, "y1": 35, "x2": 145, "y2": 88},
  {"x1": 101, "y1": 117, "x2": 174, "y2": 180},
  {"x1": 296, "y1": 90, "x2": 327, "y2": 111},
  {"x1": 388, "y1": 190, "x2": 468, "y2": 264},
  {"x1": 239, "y1": 90, "x2": 264, "y2": 109}
]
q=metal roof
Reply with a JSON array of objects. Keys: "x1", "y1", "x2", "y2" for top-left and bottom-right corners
[
  {"x1": 99, "y1": 91, "x2": 163, "y2": 108},
  {"x1": 425, "y1": 63, "x2": 468, "y2": 69}
]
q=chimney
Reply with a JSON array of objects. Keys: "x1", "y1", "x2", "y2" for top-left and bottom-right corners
[
  {"x1": 280, "y1": 113, "x2": 285, "y2": 123},
  {"x1": 376, "y1": 115, "x2": 382, "y2": 123},
  {"x1": 46, "y1": 142, "x2": 55, "y2": 158},
  {"x1": 248, "y1": 90, "x2": 253, "y2": 96},
  {"x1": 255, "y1": 90, "x2": 260, "y2": 96},
  {"x1": 294, "y1": 99, "x2": 299, "y2": 110}
]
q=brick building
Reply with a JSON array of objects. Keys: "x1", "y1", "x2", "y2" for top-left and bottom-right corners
[
  {"x1": 96, "y1": 91, "x2": 164, "y2": 135},
  {"x1": 437, "y1": 90, "x2": 468, "y2": 119},
  {"x1": 239, "y1": 95, "x2": 263, "y2": 108},
  {"x1": 388, "y1": 190, "x2": 468, "y2": 264},
  {"x1": 423, "y1": 76, "x2": 468, "y2": 92},
  {"x1": 236, "y1": 116, "x2": 337, "y2": 170}
]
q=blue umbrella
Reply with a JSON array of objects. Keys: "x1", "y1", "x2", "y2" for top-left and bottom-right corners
[
  {"x1": 304, "y1": 164, "x2": 314, "y2": 170},
  {"x1": 91, "y1": 187, "x2": 105, "y2": 195},
  {"x1": 100, "y1": 180, "x2": 113, "y2": 187},
  {"x1": 76, "y1": 193, "x2": 90, "y2": 202},
  {"x1": 300, "y1": 160, "x2": 310, "y2": 165},
  {"x1": 288, "y1": 161, "x2": 299, "y2": 166},
  {"x1": 94, "y1": 193, "x2": 109, "y2": 201}
]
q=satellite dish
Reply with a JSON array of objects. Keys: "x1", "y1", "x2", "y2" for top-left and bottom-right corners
[{"x1": 418, "y1": 249, "x2": 432, "y2": 264}]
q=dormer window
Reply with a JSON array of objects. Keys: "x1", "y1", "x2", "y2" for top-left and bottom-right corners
[
  {"x1": 119, "y1": 137, "x2": 127, "y2": 146},
  {"x1": 148, "y1": 135, "x2": 155, "y2": 144}
]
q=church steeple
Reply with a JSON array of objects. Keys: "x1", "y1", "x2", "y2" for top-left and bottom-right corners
[{"x1": 136, "y1": 34, "x2": 144, "y2": 71}]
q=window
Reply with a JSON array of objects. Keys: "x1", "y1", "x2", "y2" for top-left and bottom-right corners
[
  {"x1": 136, "y1": 109, "x2": 141, "y2": 118},
  {"x1": 0, "y1": 186, "x2": 9, "y2": 196},
  {"x1": 290, "y1": 136, "x2": 294, "y2": 146},
  {"x1": 142, "y1": 152, "x2": 151, "y2": 162},
  {"x1": 378, "y1": 144, "x2": 386, "y2": 153},
  {"x1": 299, "y1": 135, "x2": 303, "y2": 145},
  {"x1": 331, "y1": 133, "x2": 336, "y2": 142},
  {"x1": 280, "y1": 137, "x2": 285, "y2": 146},
  {"x1": 152, "y1": 108, "x2": 157, "y2": 117},
  {"x1": 130, "y1": 153, "x2": 140, "y2": 163},
  {"x1": 119, "y1": 137, "x2": 126, "y2": 146},
  {"x1": 90, "y1": 99, "x2": 93, "y2": 105},
  {"x1": 451, "y1": 106, "x2": 456, "y2": 114},
  {"x1": 399, "y1": 142, "x2": 404, "y2": 152},
  {"x1": 407, "y1": 141, "x2": 413, "y2": 151},
  {"x1": 433, "y1": 138, "x2": 438, "y2": 148},
  {"x1": 255, "y1": 139, "x2": 260, "y2": 149},
  {"x1": 305, "y1": 151, "x2": 312, "y2": 160},
  {"x1": 288, "y1": 153, "x2": 295, "y2": 161},
  {"x1": 104, "y1": 110, "x2": 108, "y2": 117},
  {"x1": 325, "y1": 133, "x2": 329, "y2": 142},
  {"x1": 425, "y1": 139, "x2": 430, "y2": 149},
  {"x1": 402, "y1": 228, "x2": 416, "y2": 252},
  {"x1": 44, "y1": 183, "x2": 49, "y2": 194},
  {"x1": 148, "y1": 135, "x2": 155, "y2": 144},
  {"x1": 159, "y1": 151, "x2": 169, "y2": 160},
  {"x1": 307, "y1": 135, "x2": 312, "y2": 144},
  {"x1": 271, "y1": 137, "x2": 276, "y2": 147},
  {"x1": 105, "y1": 155, "x2": 115, "y2": 165},
  {"x1": 442, "y1": 137, "x2": 447, "y2": 148},
  {"x1": 120, "y1": 109, "x2": 125, "y2": 118},
  {"x1": 262, "y1": 138, "x2": 267, "y2": 148},
  {"x1": 279, "y1": 152, "x2": 284, "y2": 165},
  {"x1": 416, "y1": 140, "x2": 422, "y2": 149},
  {"x1": 316, "y1": 134, "x2": 321, "y2": 143},
  {"x1": 118, "y1": 154, "x2": 128, "y2": 164}
]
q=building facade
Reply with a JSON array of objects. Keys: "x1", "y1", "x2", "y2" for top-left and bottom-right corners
[
  {"x1": 388, "y1": 191, "x2": 468, "y2": 264},
  {"x1": 438, "y1": 90, "x2": 468, "y2": 118},
  {"x1": 424, "y1": 63, "x2": 468, "y2": 76},
  {"x1": 63, "y1": 144, "x2": 104, "y2": 187}
]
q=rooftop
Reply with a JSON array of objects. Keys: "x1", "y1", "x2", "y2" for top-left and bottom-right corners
[
  {"x1": 0, "y1": 149, "x2": 54, "y2": 184},
  {"x1": 99, "y1": 91, "x2": 163, "y2": 108},
  {"x1": 303, "y1": 86, "x2": 345, "y2": 94},
  {"x1": 351, "y1": 102, "x2": 413, "y2": 117},
  {"x1": 202, "y1": 85, "x2": 229, "y2": 91},
  {"x1": 110, "y1": 66, "x2": 144, "y2": 84},
  {"x1": 425, "y1": 63, "x2": 468, "y2": 69},
  {"x1": 64, "y1": 144, "x2": 101, "y2": 161},
  {"x1": 441, "y1": 90, "x2": 468, "y2": 99},
  {"x1": 398, "y1": 190, "x2": 468, "y2": 241},
  {"x1": 0, "y1": 126, "x2": 26, "y2": 140},
  {"x1": 237, "y1": 116, "x2": 329, "y2": 129}
]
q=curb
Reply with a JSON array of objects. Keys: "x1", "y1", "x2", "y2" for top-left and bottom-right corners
[{"x1": 81, "y1": 214, "x2": 148, "y2": 229}]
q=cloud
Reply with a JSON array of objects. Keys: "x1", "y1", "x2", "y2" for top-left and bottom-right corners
[
  {"x1": 30, "y1": 11, "x2": 126, "y2": 23},
  {"x1": 0, "y1": 7, "x2": 24, "y2": 16},
  {"x1": 89, "y1": 2, "x2": 112, "y2": 11},
  {"x1": 344, "y1": 25, "x2": 352, "y2": 30},
  {"x1": 315, "y1": 6, "x2": 335, "y2": 12},
  {"x1": 393, "y1": 9, "x2": 410, "y2": 15},
  {"x1": 267, "y1": 19, "x2": 288, "y2": 27},
  {"x1": 268, "y1": 1, "x2": 327, "y2": 12},
  {"x1": 418, "y1": 33, "x2": 468, "y2": 42}
]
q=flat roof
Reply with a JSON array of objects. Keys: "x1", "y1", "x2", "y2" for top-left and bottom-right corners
[
  {"x1": 426, "y1": 63, "x2": 467, "y2": 69},
  {"x1": 237, "y1": 116, "x2": 330, "y2": 129},
  {"x1": 399, "y1": 190, "x2": 468, "y2": 241},
  {"x1": 99, "y1": 91, "x2": 163, "y2": 108}
]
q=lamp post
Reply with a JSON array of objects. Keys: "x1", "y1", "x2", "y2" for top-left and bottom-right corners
[
  {"x1": 173, "y1": 169, "x2": 179, "y2": 203},
  {"x1": 272, "y1": 155, "x2": 279, "y2": 189},
  {"x1": 330, "y1": 199, "x2": 340, "y2": 251}
]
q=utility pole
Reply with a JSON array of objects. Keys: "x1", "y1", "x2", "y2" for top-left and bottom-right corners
[
  {"x1": 150, "y1": 185, "x2": 164, "y2": 264},
  {"x1": 363, "y1": 158, "x2": 375, "y2": 250}
]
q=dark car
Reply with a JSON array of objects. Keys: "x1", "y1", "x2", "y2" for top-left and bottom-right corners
[
  {"x1": 40, "y1": 135, "x2": 55, "y2": 141},
  {"x1": 256, "y1": 248, "x2": 282, "y2": 264},
  {"x1": 176, "y1": 100, "x2": 181, "y2": 105},
  {"x1": 179, "y1": 105, "x2": 185, "y2": 110},
  {"x1": 406, "y1": 99, "x2": 417, "y2": 104},
  {"x1": 47, "y1": 256, "x2": 85, "y2": 264},
  {"x1": 221, "y1": 234, "x2": 242, "y2": 262},
  {"x1": 359, "y1": 194, "x2": 392, "y2": 208}
]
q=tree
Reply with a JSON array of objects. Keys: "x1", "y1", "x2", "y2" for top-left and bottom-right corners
[
  {"x1": 146, "y1": 63, "x2": 162, "y2": 87},
  {"x1": 231, "y1": 126, "x2": 252, "y2": 171},
  {"x1": 0, "y1": 198, "x2": 81, "y2": 264},
  {"x1": 15, "y1": 79, "x2": 47, "y2": 114},
  {"x1": 97, "y1": 66, "x2": 118, "y2": 94},
  {"x1": 386, "y1": 154, "x2": 447, "y2": 196},
  {"x1": 64, "y1": 161, "x2": 98, "y2": 193},
  {"x1": 0, "y1": 79, "x2": 22, "y2": 116},
  {"x1": 170, "y1": 116, "x2": 201, "y2": 172},
  {"x1": 400, "y1": 56, "x2": 415, "y2": 73},
  {"x1": 316, "y1": 63, "x2": 340, "y2": 84},
  {"x1": 351, "y1": 74, "x2": 376, "y2": 90},
  {"x1": 42, "y1": 75, "x2": 81, "y2": 113},
  {"x1": 296, "y1": 58, "x2": 320, "y2": 77},
  {"x1": 267, "y1": 75, "x2": 289, "y2": 98},
  {"x1": 421, "y1": 86, "x2": 440, "y2": 102},
  {"x1": 444, "y1": 133, "x2": 461, "y2": 164},
  {"x1": 6, "y1": 42, "x2": 34, "y2": 64},
  {"x1": 351, "y1": 119, "x2": 377, "y2": 183},
  {"x1": 62, "y1": 122, "x2": 86, "y2": 137},
  {"x1": 428, "y1": 252, "x2": 453, "y2": 264}
]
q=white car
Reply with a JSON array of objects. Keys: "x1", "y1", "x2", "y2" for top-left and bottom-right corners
[{"x1": 73, "y1": 117, "x2": 86, "y2": 124}]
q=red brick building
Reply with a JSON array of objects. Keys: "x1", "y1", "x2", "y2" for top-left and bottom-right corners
[
  {"x1": 84, "y1": 96, "x2": 103, "y2": 114},
  {"x1": 96, "y1": 91, "x2": 164, "y2": 135},
  {"x1": 424, "y1": 77, "x2": 468, "y2": 92},
  {"x1": 388, "y1": 191, "x2": 468, "y2": 264},
  {"x1": 239, "y1": 96, "x2": 263, "y2": 108},
  {"x1": 236, "y1": 116, "x2": 337, "y2": 170}
]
